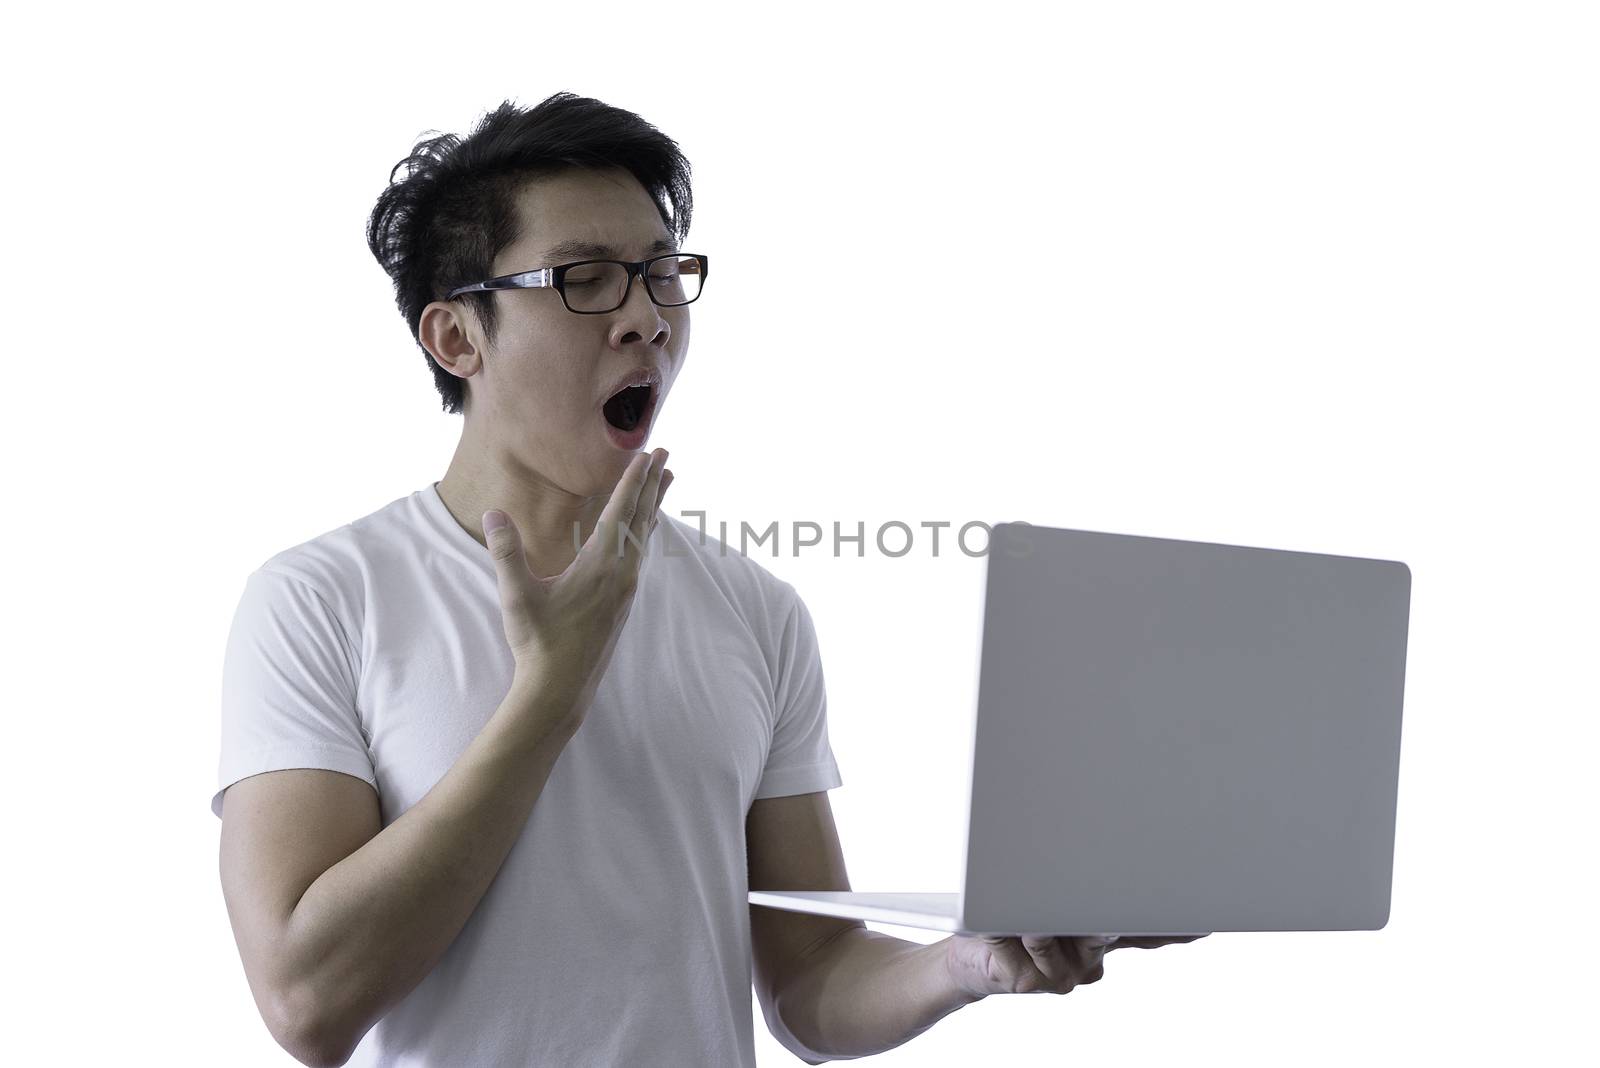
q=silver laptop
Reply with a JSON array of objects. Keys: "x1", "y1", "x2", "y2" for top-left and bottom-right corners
[{"x1": 749, "y1": 521, "x2": 1411, "y2": 937}]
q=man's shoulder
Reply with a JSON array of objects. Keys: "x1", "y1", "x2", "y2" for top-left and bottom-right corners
[{"x1": 247, "y1": 488, "x2": 421, "y2": 614}]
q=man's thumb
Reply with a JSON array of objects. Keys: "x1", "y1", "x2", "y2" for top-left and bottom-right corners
[{"x1": 483, "y1": 510, "x2": 527, "y2": 574}]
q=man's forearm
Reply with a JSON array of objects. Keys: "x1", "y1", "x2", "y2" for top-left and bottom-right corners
[
  {"x1": 276, "y1": 673, "x2": 575, "y2": 1062},
  {"x1": 772, "y1": 929, "x2": 983, "y2": 1062}
]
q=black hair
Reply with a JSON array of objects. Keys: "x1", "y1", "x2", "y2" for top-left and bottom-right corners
[{"x1": 365, "y1": 92, "x2": 694, "y2": 415}]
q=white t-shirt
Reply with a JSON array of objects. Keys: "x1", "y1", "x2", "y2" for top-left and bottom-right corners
[{"x1": 212, "y1": 482, "x2": 844, "y2": 1067}]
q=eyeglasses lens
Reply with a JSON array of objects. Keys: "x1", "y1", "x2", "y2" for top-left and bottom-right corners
[{"x1": 563, "y1": 255, "x2": 704, "y2": 312}]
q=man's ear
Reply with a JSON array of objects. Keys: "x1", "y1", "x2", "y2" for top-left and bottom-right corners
[{"x1": 418, "y1": 300, "x2": 482, "y2": 380}]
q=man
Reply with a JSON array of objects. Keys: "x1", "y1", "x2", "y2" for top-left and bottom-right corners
[{"x1": 213, "y1": 92, "x2": 1199, "y2": 1068}]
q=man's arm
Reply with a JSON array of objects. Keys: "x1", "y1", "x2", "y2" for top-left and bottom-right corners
[
  {"x1": 747, "y1": 791, "x2": 981, "y2": 1064},
  {"x1": 219, "y1": 672, "x2": 576, "y2": 1066}
]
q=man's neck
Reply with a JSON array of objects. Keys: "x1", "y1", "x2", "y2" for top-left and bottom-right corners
[{"x1": 434, "y1": 447, "x2": 610, "y2": 580}]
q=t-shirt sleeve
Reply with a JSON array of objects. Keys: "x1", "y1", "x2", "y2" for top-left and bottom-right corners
[
  {"x1": 211, "y1": 567, "x2": 377, "y2": 819},
  {"x1": 754, "y1": 586, "x2": 844, "y2": 799}
]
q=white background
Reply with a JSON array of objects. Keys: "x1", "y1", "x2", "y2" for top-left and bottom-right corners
[{"x1": 2, "y1": 1, "x2": 1595, "y2": 1064}]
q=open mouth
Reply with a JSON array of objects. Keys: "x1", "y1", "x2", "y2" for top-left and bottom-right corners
[{"x1": 602, "y1": 382, "x2": 654, "y2": 433}]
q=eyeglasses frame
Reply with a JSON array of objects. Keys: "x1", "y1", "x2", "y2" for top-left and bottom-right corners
[{"x1": 444, "y1": 252, "x2": 709, "y2": 314}]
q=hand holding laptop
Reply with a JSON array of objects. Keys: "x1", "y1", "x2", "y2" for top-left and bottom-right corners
[{"x1": 945, "y1": 932, "x2": 1210, "y2": 999}]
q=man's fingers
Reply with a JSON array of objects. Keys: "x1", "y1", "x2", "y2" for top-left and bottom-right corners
[
  {"x1": 655, "y1": 468, "x2": 674, "y2": 518},
  {"x1": 1117, "y1": 935, "x2": 1204, "y2": 949},
  {"x1": 990, "y1": 938, "x2": 1053, "y2": 994},
  {"x1": 580, "y1": 450, "x2": 658, "y2": 567},
  {"x1": 1020, "y1": 936, "x2": 1075, "y2": 986},
  {"x1": 1074, "y1": 937, "x2": 1112, "y2": 983},
  {"x1": 627, "y1": 453, "x2": 668, "y2": 550}
]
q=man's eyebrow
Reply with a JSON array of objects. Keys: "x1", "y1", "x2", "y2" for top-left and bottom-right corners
[{"x1": 539, "y1": 236, "x2": 679, "y2": 262}]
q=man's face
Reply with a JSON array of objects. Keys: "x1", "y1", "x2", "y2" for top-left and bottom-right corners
[{"x1": 455, "y1": 166, "x2": 690, "y2": 495}]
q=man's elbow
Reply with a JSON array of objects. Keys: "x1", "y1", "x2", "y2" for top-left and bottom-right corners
[
  {"x1": 281, "y1": 1038, "x2": 351, "y2": 1068},
  {"x1": 275, "y1": 1019, "x2": 354, "y2": 1068},
  {"x1": 267, "y1": 982, "x2": 356, "y2": 1068},
  {"x1": 765, "y1": 977, "x2": 846, "y2": 1065}
]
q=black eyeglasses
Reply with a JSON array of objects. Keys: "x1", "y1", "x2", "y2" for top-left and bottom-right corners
[{"x1": 445, "y1": 253, "x2": 709, "y2": 314}]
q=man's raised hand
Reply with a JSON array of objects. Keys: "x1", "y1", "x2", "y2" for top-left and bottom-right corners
[{"x1": 481, "y1": 449, "x2": 672, "y2": 734}]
